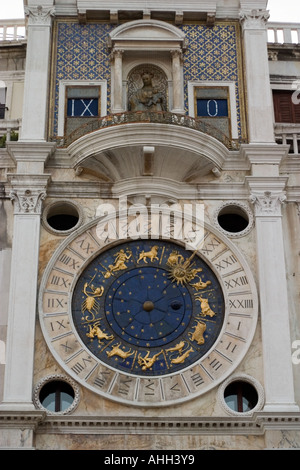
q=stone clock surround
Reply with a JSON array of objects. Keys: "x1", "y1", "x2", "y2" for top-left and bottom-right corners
[{"x1": 38, "y1": 210, "x2": 258, "y2": 407}]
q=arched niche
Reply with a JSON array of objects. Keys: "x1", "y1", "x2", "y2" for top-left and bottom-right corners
[{"x1": 109, "y1": 20, "x2": 186, "y2": 113}]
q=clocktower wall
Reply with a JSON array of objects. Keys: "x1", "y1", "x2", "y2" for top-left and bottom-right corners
[{"x1": 1, "y1": 0, "x2": 300, "y2": 451}]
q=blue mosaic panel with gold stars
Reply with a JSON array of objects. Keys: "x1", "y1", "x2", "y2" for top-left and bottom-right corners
[
  {"x1": 180, "y1": 23, "x2": 242, "y2": 136},
  {"x1": 52, "y1": 21, "x2": 114, "y2": 136},
  {"x1": 72, "y1": 240, "x2": 225, "y2": 377}
]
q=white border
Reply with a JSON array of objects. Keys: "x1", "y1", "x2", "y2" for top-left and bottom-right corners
[
  {"x1": 57, "y1": 80, "x2": 107, "y2": 136},
  {"x1": 187, "y1": 81, "x2": 239, "y2": 139}
]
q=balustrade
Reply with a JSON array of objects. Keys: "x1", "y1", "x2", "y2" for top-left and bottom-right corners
[
  {"x1": 0, "y1": 19, "x2": 26, "y2": 41},
  {"x1": 268, "y1": 22, "x2": 300, "y2": 44}
]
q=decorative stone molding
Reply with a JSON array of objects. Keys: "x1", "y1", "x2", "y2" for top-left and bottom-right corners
[
  {"x1": 33, "y1": 374, "x2": 80, "y2": 416},
  {"x1": 213, "y1": 200, "x2": 254, "y2": 238},
  {"x1": 268, "y1": 51, "x2": 278, "y2": 61},
  {"x1": 32, "y1": 413, "x2": 300, "y2": 437},
  {"x1": 108, "y1": 19, "x2": 187, "y2": 52},
  {"x1": 218, "y1": 374, "x2": 265, "y2": 417},
  {"x1": 239, "y1": 9, "x2": 270, "y2": 30},
  {"x1": 249, "y1": 190, "x2": 287, "y2": 216},
  {"x1": 7, "y1": 174, "x2": 50, "y2": 215},
  {"x1": 10, "y1": 188, "x2": 46, "y2": 215},
  {"x1": 24, "y1": 5, "x2": 55, "y2": 26}
]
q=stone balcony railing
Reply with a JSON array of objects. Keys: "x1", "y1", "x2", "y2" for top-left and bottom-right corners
[
  {"x1": 275, "y1": 123, "x2": 300, "y2": 155},
  {"x1": 267, "y1": 22, "x2": 300, "y2": 45},
  {"x1": 0, "y1": 119, "x2": 21, "y2": 147},
  {"x1": 52, "y1": 111, "x2": 241, "y2": 150},
  {"x1": 0, "y1": 19, "x2": 26, "y2": 42}
]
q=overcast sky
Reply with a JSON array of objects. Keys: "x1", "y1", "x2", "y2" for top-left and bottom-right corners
[{"x1": 0, "y1": 0, "x2": 299, "y2": 22}]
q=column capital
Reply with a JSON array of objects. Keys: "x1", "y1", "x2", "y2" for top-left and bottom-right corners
[
  {"x1": 239, "y1": 9, "x2": 270, "y2": 31},
  {"x1": 246, "y1": 176, "x2": 288, "y2": 216},
  {"x1": 111, "y1": 48, "x2": 124, "y2": 60},
  {"x1": 8, "y1": 174, "x2": 51, "y2": 215},
  {"x1": 24, "y1": 5, "x2": 55, "y2": 27},
  {"x1": 170, "y1": 49, "x2": 182, "y2": 60},
  {"x1": 249, "y1": 190, "x2": 286, "y2": 216}
]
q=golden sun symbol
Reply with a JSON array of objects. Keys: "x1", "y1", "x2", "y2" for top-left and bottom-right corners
[{"x1": 168, "y1": 250, "x2": 203, "y2": 286}]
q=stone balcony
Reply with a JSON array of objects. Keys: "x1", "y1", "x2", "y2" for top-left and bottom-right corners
[
  {"x1": 52, "y1": 110, "x2": 241, "y2": 150},
  {"x1": 275, "y1": 123, "x2": 300, "y2": 155},
  {"x1": 0, "y1": 19, "x2": 26, "y2": 42}
]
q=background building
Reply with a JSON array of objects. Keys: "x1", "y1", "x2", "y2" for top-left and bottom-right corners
[{"x1": 0, "y1": 0, "x2": 300, "y2": 450}]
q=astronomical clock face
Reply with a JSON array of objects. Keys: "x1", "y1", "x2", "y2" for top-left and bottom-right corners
[
  {"x1": 71, "y1": 240, "x2": 224, "y2": 377},
  {"x1": 39, "y1": 217, "x2": 258, "y2": 406}
]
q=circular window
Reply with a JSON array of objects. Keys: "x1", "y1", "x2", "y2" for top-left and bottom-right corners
[
  {"x1": 43, "y1": 201, "x2": 82, "y2": 235},
  {"x1": 218, "y1": 374, "x2": 264, "y2": 416},
  {"x1": 224, "y1": 380, "x2": 258, "y2": 413},
  {"x1": 33, "y1": 375, "x2": 80, "y2": 415},
  {"x1": 214, "y1": 202, "x2": 254, "y2": 237},
  {"x1": 39, "y1": 380, "x2": 75, "y2": 413}
]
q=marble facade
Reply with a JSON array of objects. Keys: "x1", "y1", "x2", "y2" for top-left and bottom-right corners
[{"x1": 1, "y1": 0, "x2": 300, "y2": 450}]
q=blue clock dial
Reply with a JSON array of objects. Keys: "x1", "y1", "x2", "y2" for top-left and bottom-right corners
[{"x1": 71, "y1": 240, "x2": 225, "y2": 376}]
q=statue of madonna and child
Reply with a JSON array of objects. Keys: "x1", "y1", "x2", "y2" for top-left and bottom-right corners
[{"x1": 128, "y1": 72, "x2": 167, "y2": 112}]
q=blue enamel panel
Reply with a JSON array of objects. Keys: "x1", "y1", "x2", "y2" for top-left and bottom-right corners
[{"x1": 71, "y1": 240, "x2": 225, "y2": 377}]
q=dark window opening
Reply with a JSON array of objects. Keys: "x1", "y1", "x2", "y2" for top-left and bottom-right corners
[
  {"x1": 47, "y1": 214, "x2": 79, "y2": 231},
  {"x1": 45, "y1": 202, "x2": 80, "y2": 232},
  {"x1": 39, "y1": 380, "x2": 75, "y2": 413},
  {"x1": 224, "y1": 381, "x2": 258, "y2": 413},
  {"x1": 217, "y1": 206, "x2": 249, "y2": 233},
  {"x1": 0, "y1": 103, "x2": 5, "y2": 119},
  {"x1": 218, "y1": 213, "x2": 249, "y2": 233}
]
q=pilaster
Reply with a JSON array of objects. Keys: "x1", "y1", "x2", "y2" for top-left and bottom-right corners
[
  {"x1": 111, "y1": 48, "x2": 124, "y2": 113},
  {"x1": 21, "y1": 5, "x2": 55, "y2": 141},
  {"x1": 240, "y1": 9, "x2": 275, "y2": 143},
  {"x1": 170, "y1": 49, "x2": 184, "y2": 113},
  {"x1": 0, "y1": 142, "x2": 54, "y2": 418},
  {"x1": 244, "y1": 144, "x2": 299, "y2": 412}
]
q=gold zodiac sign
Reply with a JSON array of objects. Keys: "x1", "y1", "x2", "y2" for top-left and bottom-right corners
[
  {"x1": 106, "y1": 343, "x2": 134, "y2": 359},
  {"x1": 137, "y1": 245, "x2": 159, "y2": 263},
  {"x1": 168, "y1": 249, "x2": 203, "y2": 286},
  {"x1": 166, "y1": 341, "x2": 186, "y2": 353},
  {"x1": 86, "y1": 321, "x2": 114, "y2": 342},
  {"x1": 191, "y1": 276, "x2": 212, "y2": 291},
  {"x1": 137, "y1": 349, "x2": 163, "y2": 370},
  {"x1": 195, "y1": 296, "x2": 216, "y2": 318},
  {"x1": 81, "y1": 273, "x2": 104, "y2": 321},
  {"x1": 189, "y1": 320, "x2": 207, "y2": 345},
  {"x1": 166, "y1": 341, "x2": 194, "y2": 364},
  {"x1": 170, "y1": 347, "x2": 194, "y2": 364},
  {"x1": 167, "y1": 251, "x2": 184, "y2": 266},
  {"x1": 104, "y1": 249, "x2": 131, "y2": 278}
]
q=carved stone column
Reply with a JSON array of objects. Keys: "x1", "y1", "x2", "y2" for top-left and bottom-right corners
[
  {"x1": 112, "y1": 48, "x2": 124, "y2": 113},
  {"x1": 170, "y1": 49, "x2": 184, "y2": 113},
  {"x1": 240, "y1": 9, "x2": 275, "y2": 143},
  {"x1": 21, "y1": 6, "x2": 55, "y2": 140},
  {"x1": 0, "y1": 175, "x2": 50, "y2": 413},
  {"x1": 248, "y1": 176, "x2": 299, "y2": 412}
]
